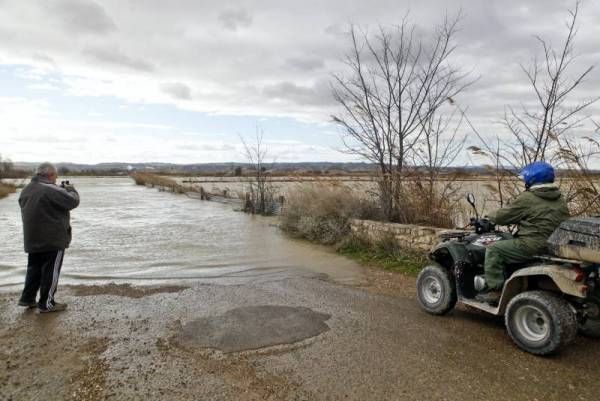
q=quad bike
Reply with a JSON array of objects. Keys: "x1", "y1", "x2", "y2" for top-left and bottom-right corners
[{"x1": 416, "y1": 193, "x2": 600, "y2": 355}]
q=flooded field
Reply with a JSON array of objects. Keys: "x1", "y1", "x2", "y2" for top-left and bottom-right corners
[
  {"x1": 173, "y1": 175, "x2": 506, "y2": 216},
  {"x1": 0, "y1": 177, "x2": 364, "y2": 290}
]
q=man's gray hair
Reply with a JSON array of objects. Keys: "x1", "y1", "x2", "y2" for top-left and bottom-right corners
[{"x1": 36, "y1": 162, "x2": 57, "y2": 177}]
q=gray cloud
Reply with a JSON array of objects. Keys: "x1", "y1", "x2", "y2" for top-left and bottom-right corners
[
  {"x1": 262, "y1": 80, "x2": 333, "y2": 106},
  {"x1": 0, "y1": 0, "x2": 598, "y2": 134},
  {"x1": 285, "y1": 56, "x2": 325, "y2": 71},
  {"x1": 176, "y1": 143, "x2": 236, "y2": 151},
  {"x1": 160, "y1": 82, "x2": 192, "y2": 100},
  {"x1": 218, "y1": 8, "x2": 252, "y2": 31},
  {"x1": 83, "y1": 46, "x2": 154, "y2": 72},
  {"x1": 47, "y1": 0, "x2": 116, "y2": 35},
  {"x1": 32, "y1": 53, "x2": 57, "y2": 66}
]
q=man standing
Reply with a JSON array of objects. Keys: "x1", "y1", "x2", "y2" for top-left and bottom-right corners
[{"x1": 17, "y1": 162, "x2": 79, "y2": 313}]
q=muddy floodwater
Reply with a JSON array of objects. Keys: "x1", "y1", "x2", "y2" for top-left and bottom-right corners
[{"x1": 0, "y1": 177, "x2": 364, "y2": 290}]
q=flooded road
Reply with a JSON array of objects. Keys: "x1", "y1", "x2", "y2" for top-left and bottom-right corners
[
  {"x1": 2, "y1": 178, "x2": 600, "y2": 401},
  {"x1": 0, "y1": 177, "x2": 364, "y2": 290}
]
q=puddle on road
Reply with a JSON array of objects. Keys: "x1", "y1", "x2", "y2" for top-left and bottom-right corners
[
  {"x1": 175, "y1": 305, "x2": 331, "y2": 352},
  {"x1": 66, "y1": 283, "x2": 189, "y2": 298}
]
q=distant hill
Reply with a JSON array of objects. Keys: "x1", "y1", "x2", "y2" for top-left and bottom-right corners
[
  {"x1": 7, "y1": 161, "x2": 501, "y2": 175},
  {"x1": 12, "y1": 162, "x2": 596, "y2": 176},
  {"x1": 13, "y1": 161, "x2": 380, "y2": 174}
]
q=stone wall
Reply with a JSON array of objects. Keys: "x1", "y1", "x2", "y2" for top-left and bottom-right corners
[{"x1": 350, "y1": 219, "x2": 453, "y2": 251}]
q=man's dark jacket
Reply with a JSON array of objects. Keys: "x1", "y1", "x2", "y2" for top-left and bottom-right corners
[{"x1": 19, "y1": 176, "x2": 80, "y2": 253}]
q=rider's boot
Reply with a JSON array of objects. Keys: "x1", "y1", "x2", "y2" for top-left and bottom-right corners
[
  {"x1": 474, "y1": 275, "x2": 501, "y2": 305},
  {"x1": 475, "y1": 290, "x2": 501, "y2": 305}
]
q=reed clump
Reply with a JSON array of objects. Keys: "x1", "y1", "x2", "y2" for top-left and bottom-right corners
[{"x1": 280, "y1": 183, "x2": 381, "y2": 245}]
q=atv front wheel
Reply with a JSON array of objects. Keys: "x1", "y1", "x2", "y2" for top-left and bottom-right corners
[
  {"x1": 505, "y1": 291, "x2": 577, "y2": 355},
  {"x1": 416, "y1": 264, "x2": 457, "y2": 315}
]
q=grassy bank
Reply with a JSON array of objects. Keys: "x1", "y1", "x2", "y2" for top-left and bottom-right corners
[
  {"x1": 336, "y1": 235, "x2": 426, "y2": 276},
  {"x1": 279, "y1": 183, "x2": 428, "y2": 276},
  {"x1": 0, "y1": 182, "x2": 17, "y2": 199}
]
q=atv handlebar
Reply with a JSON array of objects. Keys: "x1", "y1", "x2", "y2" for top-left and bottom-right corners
[{"x1": 469, "y1": 217, "x2": 495, "y2": 234}]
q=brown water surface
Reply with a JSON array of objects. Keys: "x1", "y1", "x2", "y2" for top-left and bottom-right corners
[{"x1": 0, "y1": 177, "x2": 364, "y2": 290}]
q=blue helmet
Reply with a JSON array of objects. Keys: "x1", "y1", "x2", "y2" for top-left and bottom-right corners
[{"x1": 520, "y1": 161, "x2": 555, "y2": 189}]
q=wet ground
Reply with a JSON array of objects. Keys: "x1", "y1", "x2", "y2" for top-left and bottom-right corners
[
  {"x1": 3, "y1": 178, "x2": 600, "y2": 400},
  {"x1": 2, "y1": 268, "x2": 600, "y2": 401}
]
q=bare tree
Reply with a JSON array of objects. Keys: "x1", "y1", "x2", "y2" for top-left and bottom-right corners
[
  {"x1": 412, "y1": 107, "x2": 466, "y2": 226},
  {"x1": 468, "y1": 1, "x2": 599, "y2": 214},
  {"x1": 0, "y1": 154, "x2": 14, "y2": 179},
  {"x1": 331, "y1": 13, "x2": 472, "y2": 221},
  {"x1": 240, "y1": 127, "x2": 276, "y2": 215}
]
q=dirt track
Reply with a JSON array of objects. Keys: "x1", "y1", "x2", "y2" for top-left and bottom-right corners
[{"x1": 1, "y1": 270, "x2": 599, "y2": 401}]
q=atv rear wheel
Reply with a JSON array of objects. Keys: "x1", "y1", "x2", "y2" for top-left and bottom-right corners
[
  {"x1": 579, "y1": 294, "x2": 600, "y2": 338},
  {"x1": 505, "y1": 291, "x2": 577, "y2": 355},
  {"x1": 416, "y1": 264, "x2": 457, "y2": 315}
]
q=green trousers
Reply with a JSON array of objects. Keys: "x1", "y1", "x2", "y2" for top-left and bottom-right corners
[{"x1": 484, "y1": 240, "x2": 536, "y2": 290}]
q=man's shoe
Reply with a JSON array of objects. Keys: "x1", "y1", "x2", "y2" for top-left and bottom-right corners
[
  {"x1": 38, "y1": 302, "x2": 68, "y2": 314},
  {"x1": 475, "y1": 290, "x2": 502, "y2": 305},
  {"x1": 18, "y1": 300, "x2": 37, "y2": 308}
]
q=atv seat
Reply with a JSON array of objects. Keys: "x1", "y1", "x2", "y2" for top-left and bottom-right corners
[
  {"x1": 534, "y1": 255, "x2": 585, "y2": 265},
  {"x1": 503, "y1": 255, "x2": 582, "y2": 280}
]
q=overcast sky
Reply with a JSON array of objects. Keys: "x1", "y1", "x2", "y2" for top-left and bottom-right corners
[{"x1": 0, "y1": 0, "x2": 599, "y2": 164}]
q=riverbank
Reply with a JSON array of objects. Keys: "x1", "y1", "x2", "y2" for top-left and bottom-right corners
[{"x1": 337, "y1": 235, "x2": 427, "y2": 276}]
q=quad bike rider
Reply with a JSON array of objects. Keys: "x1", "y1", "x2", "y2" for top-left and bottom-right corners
[
  {"x1": 476, "y1": 161, "x2": 570, "y2": 304},
  {"x1": 416, "y1": 161, "x2": 600, "y2": 355}
]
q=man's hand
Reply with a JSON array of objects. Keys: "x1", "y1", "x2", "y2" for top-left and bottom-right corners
[{"x1": 60, "y1": 181, "x2": 76, "y2": 192}]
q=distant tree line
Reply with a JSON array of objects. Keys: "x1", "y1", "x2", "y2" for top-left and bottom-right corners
[{"x1": 0, "y1": 155, "x2": 28, "y2": 179}]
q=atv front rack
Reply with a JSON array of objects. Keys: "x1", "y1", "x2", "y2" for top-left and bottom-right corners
[{"x1": 438, "y1": 230, "x2": 469, "y2": 241}]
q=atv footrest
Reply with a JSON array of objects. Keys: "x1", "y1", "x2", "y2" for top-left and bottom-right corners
[{"x1": 461, "y1": 298, "x2": 501, "y2": 315}]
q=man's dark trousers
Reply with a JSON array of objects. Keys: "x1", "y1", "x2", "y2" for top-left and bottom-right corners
[{"x1": 19, "y1": 250, "x2": 64, "y2": 310}]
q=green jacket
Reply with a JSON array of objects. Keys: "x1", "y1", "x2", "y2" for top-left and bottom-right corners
[{"x1": 488, "y1": 184, "x2": 569, "y2": 251}]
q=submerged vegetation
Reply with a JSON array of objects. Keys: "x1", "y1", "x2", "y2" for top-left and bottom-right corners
[
  {"x1": 130, "y1": 172, "x2": 190, "y2": 194},
  {"x1": 0, "y1": 182, "x2": 17, "y2": 199}
]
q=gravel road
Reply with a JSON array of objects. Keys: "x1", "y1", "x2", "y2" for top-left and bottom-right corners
[{"x1": 1, "y1": 269, "x2": 599, "y2": 401}]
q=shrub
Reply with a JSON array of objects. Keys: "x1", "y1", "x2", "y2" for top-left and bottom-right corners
[
  {"x1": 280, "y1": 183, "x2": 381, "y2": 244},
  {"x1": 394, "y1": 181, "x2": 465, "y2": 228}
]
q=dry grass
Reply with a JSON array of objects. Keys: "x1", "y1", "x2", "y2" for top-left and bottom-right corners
[
  {"x1": 0, "y1": 182, "x2": 17, "y2": 199},
  {"x1": 395, "y1": 181, "x2": 465, "y2": 228},
  {"x1": 280, "y1": 183, "x2": 381, "y2": 245}
]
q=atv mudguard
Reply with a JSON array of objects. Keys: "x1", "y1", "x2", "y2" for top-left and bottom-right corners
[
  {"x1": 494, "y1": 264, "x2": 587, "y2": 315},
  {"x1": 429, "y1": 241, "x2": 469, "y2": 268}
]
